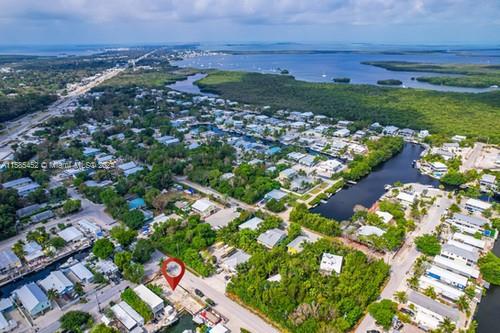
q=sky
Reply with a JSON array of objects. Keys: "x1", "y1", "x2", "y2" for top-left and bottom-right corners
[{"x1": 0, "y1": 0, "x2": 499, "y2": 46}]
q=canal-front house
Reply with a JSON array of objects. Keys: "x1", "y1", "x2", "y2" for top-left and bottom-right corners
[
  {"x1": 12, "y1": 283, "x2": 51, "y2": 317},
  {"x1": 134, "y1": 284, "x2": 165, "y2": 318},
  {"x1": 407, "y1": 290, "x2": 460, "y2": 330},
  {"x1": 0, "y1": 249, "x2": 21, "y2": 274},
  {"x1": 445, "y1": 213, "x2": 488, "y2": 235},
  {"x1": 39, "y1": 271, "x2": 74, "y2": 296}
]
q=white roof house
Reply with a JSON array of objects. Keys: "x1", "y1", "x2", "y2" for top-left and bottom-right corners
[
  {"x1": 221, "y1": 249, "x2": 251, "y2": 273},
  {"x1": 191, "y1": 198, "x2": 217, "y2": 217},
  {"x1": 287, "y1": 236, "x2": 311, "y2": 254},
  {"x1": 257, "y1": 228, "x2": 287, "y2": 249},
  {"x1": 433, "y1": 255, "x2": 479, "y2": 279},
  {"x1": 57, "y1": 226, "x2": 84, "y2": 243},
  {"x1": 13, "y1": 283, "x2": 51, "y2": 317},
  {"x1": 358, "y1": 226, "x2": 385, "y2": 237},
  {"x1": 23, "y1": 242, "x2": 44, "y2": 262},
  {"x1": 446, "y1": 213, "x2": 488, "y2": 234},
  {"x1": 264, "y1": 189, "x2": 287, "y2": 201},
  {"x1": 452, "y1": 233, "x2": 486, "y2": 250},
  {"x1": 134, "y1": 285, "x2": 164, "y2": 315},
  {"x1": 111, "y1": 303, "x2": 139, "y2": 330},
  {"x1": 78, "y1": 219, "x2": 101, "y2": 235},
  {"x1": 320, "y1": 253, "x2": 343, "y2": 275},
  {"x1": 0, "y1": 249, "x2": 21, "y2": 273},
  {"x1": 465, "y1": 198, "x2": 492, "y2": 213},
  {"x1": 315, "y1": 159, "x2": 345, "y2": 178},
  {"x1": 419, "y1": 275, "x2": 464, "y2": 301},
  {"x1": 238, "y1": 217, "x2": 263, "y2": 231},
  {"x1": 118, "y1": 301, "x2": 144, "y2": 325},
  {"x1": 39, "y1": 271, "x2": 74, "y2": 295},
  {"x1": 407, "y1": 291, "x2": 460, "y2": 331},
  {"x1": 396, "y1": 192, "x2": 417, "y2": 205},
  {"x1": 426, "y1": 265, "x2": 468, "y2": 289},
  {"x1": 375, "y1": 211, "x2": 393, "y2": 224},
  {"x1": 69, "y1": 262, "x2": 94, "y2": 283},
  {"x1": 441, "y1": 243, "x2": 479, "y2": 264}
]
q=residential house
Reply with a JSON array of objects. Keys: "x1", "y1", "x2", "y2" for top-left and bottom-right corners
[
  {"x1": 264, "y1": 189, "x2": 287, "y2": 202},
  {"x1": 418, "y1": 275, "x2": 464, "y2": 301},
  {"x1": 407, "y1": 291, "x2": 460, "y2": 330},
  {"x1": 13, "y1": 283, "x2": 51, "y2": 317},
  {"x1": 441, "y1": 243, "x2": 479, "y2": 266},
  {"x1": 69, "y1": 262, "x2": 94, "y2": 284},
  {"x1": 0, "y1": 250, "x2": 21, "y2": 274},
  {"x1": 452, "y1": 233, "x2": 486, "y2": 251},
  {"x1": 315, "y1": 159, "x2": 345, "y2": 178},
  {"x1": 117, "y1": 161, "x2": 144, "y2": 177},
  {"x1": 39, "y1": 271, "x2": 74, "y2": 295},
  {"x1": 23, "y1": 242, "x2": 44, "y2": 263},
  {"x1": 446, "y1": 213, "x2": 488, "y2": 235},
  {"x1": 464, "y1": 198, "x2": 492, "y2": 213},
  {"x1": 319, "y1": 253, "x2": 343, "y2": 275},
  {"x1": 358, "y1": 226, "x2": 385, "y2": 237},
  {"x1": 433, "y1": 255, "x2": 480, "y2": 279},
  {"x1": 287, "y1": 236, "x2": 311, "y2": 254},
  {"x1": 134, "y1": 285, "x2": 164, "y2": 317},
  {"x1": 238, "y1": 217, "x2": 263, "y2": 231},
  {"x1": 333, "y1": 128, "x2": 350, "y2": 137},
  {"x1": 279, "y1": 168, "x2": 297, "y2": 182},
  {"x1": 375, "y1": 211, "x2": 393, "y2": 224},
  {"x1": 382, "y1": 126, "x2": 399, "y2": 136},
  {"x1": 426, "y1": 265, "x2": 468, "y2": 289},
  {"x1": 257, "y1": 229, "x2": 287, "y2": 249},
  {"x1": 221, "y1": 250, "x2": 251, "y2": 274},
  {"x1": 480, "y1": 174, "x2": 496, "y2": 191},
  {"x1": 191, "y1": 199, "x2": 217, "y2": 217},
  {"x1": 57, "y1": 226, "x2": 84, "y2": 243}
]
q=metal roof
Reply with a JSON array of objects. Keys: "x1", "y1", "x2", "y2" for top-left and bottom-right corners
[
  {"x1": 408, "y1": 291, "x2": 460, "y2": 321},
  {"x1": 13, "y1": 283, "x2": 48, "y2": 312}
]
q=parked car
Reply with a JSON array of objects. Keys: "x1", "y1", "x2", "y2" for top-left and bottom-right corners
[
  {"x1": 366, "y1": 330, "x2": 380, "y2": 333},
  {"x1": 206, "y1": 298, "x2": 216, "y2": 306},
  {"x1": 194, "y1": 288, "x2": 205, "y2": 297},
  {"x1": 400, "y1": 308, "x2": 414, "y2": 316}
]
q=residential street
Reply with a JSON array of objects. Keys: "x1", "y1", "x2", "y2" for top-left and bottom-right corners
[
  {"x1": 355, "y1": 190, "x2": 452, "y2": 333},
  {"x1": 37, "y1": 280, "x2": 131, "y2": 333},
  {"x1": 148, "y1": 250, "x2": 281, "y2": 333}
]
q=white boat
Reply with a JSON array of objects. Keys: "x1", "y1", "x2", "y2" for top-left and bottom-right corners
[{"x1": 384, "y1": 184, "x2": 392, "y2": 191}]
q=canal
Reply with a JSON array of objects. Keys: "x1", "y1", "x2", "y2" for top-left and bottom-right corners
[
  {"x1": 0, "y1": 249, "x2": 90, "y2": 297},
  {"x1": 167, "y1": 73, "x2": 216, "y2": 96},
  {"x1": 310, "y1": 143, "x2": 440, "y2": 221},
  {"x1": 475, "y1": 238, "x2": 500, "y2": 333},
  {"x1": 161, "y1": 313, "x2": 197, "y2": 332}
]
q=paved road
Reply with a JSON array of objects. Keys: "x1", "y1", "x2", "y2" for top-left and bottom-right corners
[
  {"x1": 355, "y1": 190, "x2": 452, "y2": 333},
  {"x1": 37, "y1": 280, "x2": 131, "y2": 333},
  {"x1": 150, "y1": 249, "x2": 280, "y2": 333},
  {"x1": 0, "y1": 185, "x2": 114, "y2": 253},
  {"x1": 0, "y1": 49, "x2": 158, "y2": 148}
]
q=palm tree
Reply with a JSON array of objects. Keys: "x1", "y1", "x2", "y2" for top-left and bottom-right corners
[
  {"x1": 424, "y1": 286, "x2": 437, "y2": 299},
  {"x1": 456, "y1": 295, "x2": 470, "y2": 314},
  {"x1": 47, "y1": 289, "x2": 58, "y2": 301},
  {"x1": 439, "y1": 317, "x2": 456, "y2": 333},
  {"x1": 394, "y1": 291, "x2": 407, "y2": 304}
]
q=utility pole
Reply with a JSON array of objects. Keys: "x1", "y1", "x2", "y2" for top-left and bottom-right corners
[{"x1": 95, "y1": 293, "x2": 101, "y2": 313}]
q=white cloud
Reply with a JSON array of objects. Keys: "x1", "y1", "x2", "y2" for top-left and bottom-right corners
[{"x1": 0, "y1": 0, "x2": 498, "y2": 26}]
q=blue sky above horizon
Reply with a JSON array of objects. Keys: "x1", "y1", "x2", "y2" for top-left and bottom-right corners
[{"x1": 1, "y1": 0, "x2": 499, "y2": 46}]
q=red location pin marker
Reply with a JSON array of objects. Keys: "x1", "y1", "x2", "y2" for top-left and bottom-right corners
[{"x1": 161, "y1": 257, "x2": 185, "y2": 291}]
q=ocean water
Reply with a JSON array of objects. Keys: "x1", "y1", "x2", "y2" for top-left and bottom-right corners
[{"x1": 174, "y1": 44, "x2": 500, "y2": 92}]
